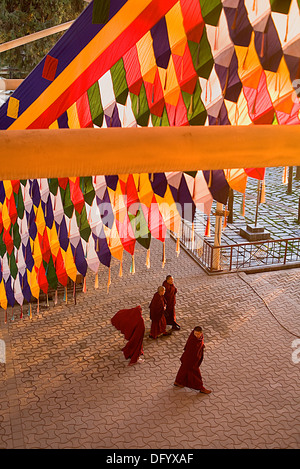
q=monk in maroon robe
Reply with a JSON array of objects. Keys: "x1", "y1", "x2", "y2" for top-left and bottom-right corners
[
  {"x1": 111, "y1": 305, "x2": 145, "y2": 365},
  {"x1": 174, "y1": 326, "x2": 211, "y2": 394},
  {"x1": 163, "y1": 275, "x2": 180, "y2": 330},
  {"x1": 149, "y1": 286, "x2": 172, "y2": 339}
]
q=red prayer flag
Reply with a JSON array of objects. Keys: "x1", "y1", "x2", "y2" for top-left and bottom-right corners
[{"x1": 42, "y1": 55, "x2": 59, "y2": 82}]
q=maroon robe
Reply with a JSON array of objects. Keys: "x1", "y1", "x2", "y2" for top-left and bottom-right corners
[
  {"x1": 162, "y1": 280, "x2": 177, "y2": 325},
  {"x1": 175, "y1": 330, "x2": 205, "y2": 390},
  {"x1": 149, "y1": 292, "x2": 167, "y2": 338},
  {"x1": 111, "y1": 306, "x2": 145, "y2": 365}
]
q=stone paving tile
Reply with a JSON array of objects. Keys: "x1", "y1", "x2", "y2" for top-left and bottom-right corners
[
  {"x1": 0, "y1": 235, "x2": 300, "y2": 449},
  {"x1": 194, "y1": 166, "x2": 300, "y2": 247}
]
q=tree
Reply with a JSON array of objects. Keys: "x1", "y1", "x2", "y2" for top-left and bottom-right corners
[{"x1": 0, "y1": 0, "x2": 87, "y2": 78}]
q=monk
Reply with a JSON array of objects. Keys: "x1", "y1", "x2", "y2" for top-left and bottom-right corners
[
  {"x1": 149, "y1": 286, "x2": 172, "y2": 339},
  {"x1": 174, "y1": 326, "x2": 211, "y2": 394},
  {"x1": 111, "y1": 305, "x2": 145, "y2": 366},
  {"x1": 162, "y1": 275, "x2": 180, "y2": 330}
]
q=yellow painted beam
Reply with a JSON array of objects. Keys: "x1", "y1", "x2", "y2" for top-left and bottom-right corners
[{"x1": 0, "y1": 126, "x2": 299, "y2": 180}]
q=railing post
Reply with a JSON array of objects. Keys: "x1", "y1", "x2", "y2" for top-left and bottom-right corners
[
  {"x1": 283, "y1": 239, "x2": 288, "y2": 265},
  {"x1": 210, "y1": 244, "x2": 214, "y2": 273},
  {"x1": 212, "y1": 202, "x2": 223, "y2": 270},
  {"x1": 179, "y1": 216, "x2": 300, "y2": 273},
  {"x1": 229, "y1": 245, "x2": 233, "y2": 271}
]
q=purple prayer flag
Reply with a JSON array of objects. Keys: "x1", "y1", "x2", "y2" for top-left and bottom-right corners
[{"x1": 150, "y1": 16, "x2": 171, "y2": 69}]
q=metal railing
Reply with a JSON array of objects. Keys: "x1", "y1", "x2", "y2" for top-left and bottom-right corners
[{"x1": 173, "y1": 220, "x2": 300, "y2": 274}]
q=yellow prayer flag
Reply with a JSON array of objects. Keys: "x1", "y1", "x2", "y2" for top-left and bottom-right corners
[{"x1": 7, "y1": 97, "x2": 20, "y2": 119}]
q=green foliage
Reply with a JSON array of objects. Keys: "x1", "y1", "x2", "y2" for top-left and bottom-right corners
[{"x1": 0, "y1": 0, "x2": 87, "y2": 78}]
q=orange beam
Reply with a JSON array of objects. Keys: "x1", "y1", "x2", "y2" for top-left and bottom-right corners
[{"x1": 0, "y1": 125, "x2": 299, "y2": 180}]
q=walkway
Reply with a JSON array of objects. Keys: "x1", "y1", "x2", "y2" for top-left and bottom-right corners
[{"x1": 0, "y1": 236, "x2": 299, "y2": 449}]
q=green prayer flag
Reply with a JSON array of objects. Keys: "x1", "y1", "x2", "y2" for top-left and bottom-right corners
[
  {"x1": 188, "y1": 28, "x2": 214, "y2": 79},
  {"x1": 13, "y1": 223, "x2": 21, "y2": 249},
  {"x1": 92, "y1": 0, "x2": 110, "y2": 24},
  {"x1": 9, "y1": 251, "x2": 18, "y2": 280},
  {"x1": 82, "y1": 177, "x2": 95, "y2": 206},
  {"x1": 199, "y1": 0, "x2": 222, "y2": 26},
  {"x1": 15, "y1": 189, "x2": 25, "y2": 220},
  {"x1": 129, "y1": 207, "x2": 151, "y2": 250},
  {"x1": 87, "y1": 81, "x2": 104, "y2": 127},
  {"x1": 182, "y1": 81, "x2": 207, "y2": 126},
  {"x1": 0, "y1": 232, "x2": 6, "y2": 257},
  {"x1": 79, "y1": 205, "x2": 92, "y2": 242},
  {"x1": 111, "y1": 58, "x2": 129, "y2": 105},
  {"x1": 270, "y1": 0, "x2": 292, "y2": 14},
  {"x1": 63, "y1": 182, "x2": 74, "y2": 219},
  {"x1": 49, "y1": 178, "x2": 59, "y2": 196},
  {"x1": 46, "y1": 256, "x2": 58, "y2": 290},
  {"x1": 151, "y1": 107, "x2": 169, "y2": 127},
  {"x1": 131, "y1": 84, "x2": 150, "y2": 127}
]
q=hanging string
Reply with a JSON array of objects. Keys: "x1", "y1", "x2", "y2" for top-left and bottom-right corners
[
  {"x1": 260, "y1": 32, "x2": 265, "y2": 58},
  {"x1": 191, "y1": 222, "x2": 195, "y2": 250},
  {"x1": 222, "y1": 69, "x2": 230, "y2": 97},
  {"x1": 73, "y1": 281, "x2": 76, "y2": 305},
  {"x1": 214, "y1": 25, "x2": 219, "y2": 51},
  {"x1": 205, "y1": 215, "x2": 211, "y2": 237},
  {"x1": 83, "y1": 277, "x2": 87, "y2": 293},
  {"x1": 94, "y1": 272, "x2": 99, "y2": 289},
  {"x1": 54, "y1": 290, "x2": 58, "y2": 306},
  {"x1": 176, "y1": 234, "x2": 180, "y2": 257},
  {"x1": 260, "y1": 179, "x2": 266, "y2": 204},
  {"x1": 164, "y1": 70, "x2": 168, "y2": 90},
  {"x1": 223, "y1": 207, "x2": 228, "y2": 230},
  {"x1": 232, "y1": 8, "x2": 238, "y2": 30},
  {"x1": 64, "y1": 286, "x2": 68, "y2": 304},
  {"x1": 188, "y1": 94, "x2": 193, "y2": 115},
  {"x1": 235, "y1": 101, "x2": 239, "y2": 125},
  {"x1": 130, "y1": 255, "x2": 135, "y2": 274},
  {"x1": 46, "y1": 294, "x2": 49, "y2": 307},
  {"x1": 296, "y1": 61, "x2": 300, "y2": 81},
  {"x1": 240, "y1": 193, "x2": 246, "y2": 216},
  {"x1": 284, "y1": 13, "x2": 289, "y2": 43},
  {"x1": 208, "y1": 170, "x2": 213, "y2": 188},
  {"x1": 162, "y1": 241, "x2": 166, "y2": 268},
  {"x1": 107, "y1": 267, "x2": 111, "y2": 293},
  {"x1": 146, "y1": 248, "x2": 151, "y2": 269},
  {"x1": 242, "y1": 47, "x2": 249, "y2": 70},
  {"x1": 119, "y1": 260, "x2": 123, "y2": 277},
  {"x1": 282, "y1": 166, "x2": 288, "y2": 184},
  {"x1": 11, "y1": 307, "x2": 14, "y2": 322},
  {"x1": 20, "y1": 305, "x2": 23, "y2": 319},
  {"x1": 181, "y1": 57, "x2": 184, "y2": 81},
  {"x1": 251, "y1": 92, "x2": 257, "y2": 115},
  {"x1": 5, "y1": 309, "x2": 7, "y2": 324},
  {"x1": 29, "y1": 303, "x2": 32, "y2": 320},
  {"x1": 37, "y1": 298, "x2": 40, "y2": 313},
  {"x1": 196, "y1": 42, "x2": 201, "y2": 67}
]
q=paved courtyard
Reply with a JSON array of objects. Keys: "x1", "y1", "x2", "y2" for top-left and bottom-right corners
[
  {"x1": 194, "y1": 166, "x2": 300, "y2": 243},
  {"x1": 0, "y1": 234, "x2": 299, "y2": 450}
]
